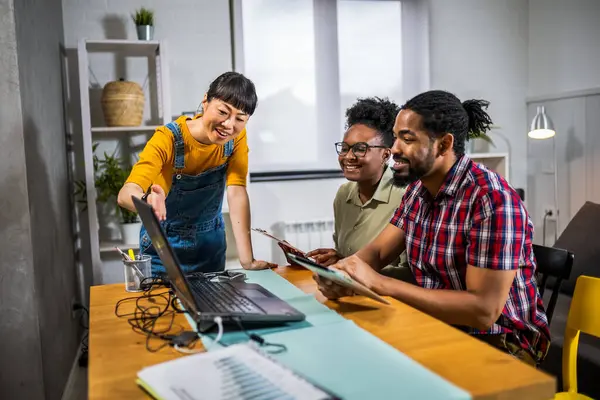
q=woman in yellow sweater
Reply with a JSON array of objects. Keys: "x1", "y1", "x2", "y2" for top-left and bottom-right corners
[{"x1": 118, "y1": 72, "x2": 275, "y2": 275}]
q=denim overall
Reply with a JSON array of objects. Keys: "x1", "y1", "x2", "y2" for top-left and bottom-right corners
[{"x1": 139, "y1": 121, "x2": 234, "y2": 276}]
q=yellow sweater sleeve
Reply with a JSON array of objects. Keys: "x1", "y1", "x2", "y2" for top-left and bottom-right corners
[
  {"x1": 125, "y1": 127, "x2": 174, "y2": 193},
  {"x1": 226, "y1": 129, "x2": 249, "y2": 186}
]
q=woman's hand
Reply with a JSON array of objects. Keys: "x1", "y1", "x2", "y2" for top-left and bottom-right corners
[
  {"x1": 147, "y1": 184, "x2": 167, "y2": 221},
  {"x1": 306, "y1": 248, "x2": 342, "y2": 266},
  {"x1": 241, "y1": 259, "x2": 278, "y2": 270}
]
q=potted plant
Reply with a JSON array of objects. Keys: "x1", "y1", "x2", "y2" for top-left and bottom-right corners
[
  {"x1": 75, "y1": 144, "x2": 141, "y2": 245},
  {"x1": 95, "y1": 149, "x2": 141, "y2": 245},
  {"x1": 131, "y1": 7, "x2": 154, "y2": 41},
  {"x1": 467, "y1": 126, "x2": 496, "y2": 154}
]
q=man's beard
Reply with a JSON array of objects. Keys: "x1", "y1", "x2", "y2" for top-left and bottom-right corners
[
  {"x1": 391, "y1": 148, "x2": 435, "y2": 188},
  {"x1": 392, "y1": 174, "x2": 413, "y2": 188}
]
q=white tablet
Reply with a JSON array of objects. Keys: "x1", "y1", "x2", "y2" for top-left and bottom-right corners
[{"x1": 286, "y1": 253, "x2": 391, "y2": 305}]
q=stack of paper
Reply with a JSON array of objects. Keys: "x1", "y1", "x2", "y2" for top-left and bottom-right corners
[{"x1": 137, "y1": 344, "x2": 339, "y2": 400}]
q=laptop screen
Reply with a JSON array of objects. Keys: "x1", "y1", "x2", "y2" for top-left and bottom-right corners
[{"x1": 132, "y1": 196, "x2": 197, "y2": 314}]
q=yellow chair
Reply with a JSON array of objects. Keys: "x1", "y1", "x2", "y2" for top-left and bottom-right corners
[{"x1": 555, "y1": 275, "x2": 600, "y2": 400}]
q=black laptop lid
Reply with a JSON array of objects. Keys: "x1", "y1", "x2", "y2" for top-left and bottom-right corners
[{"x1": 132, "y1": 196, "x2": 198, "y2": 313}]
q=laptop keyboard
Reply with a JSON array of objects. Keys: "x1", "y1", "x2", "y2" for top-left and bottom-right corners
[{"x1": 188, "y1": 279, "x2": 263, "y2": 314}]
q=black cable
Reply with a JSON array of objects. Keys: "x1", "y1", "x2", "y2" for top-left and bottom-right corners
[
  {"x1": 139, "y1": 276, "x2": 171, "y2": 291},
  {"x1": 73, "y1": 304, "x2": 90, "y2": 367},
  {"x1": 170, "y1": 296, "x2": 187, "y2": 313},
  {"x1": 233, "y1": 318, "x2": 287, "y2": 354},
  {"x1": 78, "y1": 305, "x2": 89, "y2": 330},
  {"x1": 114, "y1": 279, "x2": 188, "y2": 352},
  {"x1": 113, "y1": 272, "x2": 285, "y2": 354}
]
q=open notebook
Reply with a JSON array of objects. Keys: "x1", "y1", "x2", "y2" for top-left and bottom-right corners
[{"x1": 137, "y1": 343, "x2": 340, "y2": 400}]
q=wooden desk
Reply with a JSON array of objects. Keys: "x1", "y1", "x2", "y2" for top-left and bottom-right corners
[{"x1": 89, "y1": 267, "x2": 556, "y2": 399}]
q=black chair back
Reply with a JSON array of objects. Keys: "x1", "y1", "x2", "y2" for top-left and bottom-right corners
[{"x1": 533, "y1": 244, "x2": 574, "y2": 325}]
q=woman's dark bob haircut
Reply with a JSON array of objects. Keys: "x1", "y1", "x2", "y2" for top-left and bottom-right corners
[{"x1": 206, "y1": 71, "x2": 258, "y2": 116}]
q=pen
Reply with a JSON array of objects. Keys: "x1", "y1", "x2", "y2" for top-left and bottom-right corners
[
  {"x1": 115, "y1": 247, "x2": 145, "y2": 280},
  {"x1": 126, "y1": 248, "x2": 146, "y2": 280},
  {"x1": 114, "y1": 246, "x2": 132, "y2": 261}
]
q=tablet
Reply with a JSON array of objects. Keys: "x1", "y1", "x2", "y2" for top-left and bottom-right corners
[{"x1": 286, "y1": 253, "x2": 391, "y2": 305}]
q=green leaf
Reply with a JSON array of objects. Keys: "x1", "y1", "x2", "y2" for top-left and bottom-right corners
[
  {"x1": 74, "y1": 142, "x2": 139, "y2": 223},
  {"x1": 467, "y1": 130, "x2": 495, "y2": 146},
  {"x1": 132, "y1": 7, "x2": 154, "y2": 26}
]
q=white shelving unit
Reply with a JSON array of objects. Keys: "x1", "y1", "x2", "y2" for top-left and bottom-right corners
[
  {"x1": 77, "y1": 39, "x2": 171, "y2": 284},
  {"x1": 99, "y1": 241, "x2": 139, "y2": 253},
  {"x1": 469, "y1": 152, "x2": 510, "y2": 182},
  {"x1": 91, "y1": 126, "x2": 162, "y2": 134}
]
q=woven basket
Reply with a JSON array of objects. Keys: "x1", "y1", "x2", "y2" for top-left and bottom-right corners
[{"x1": 101, "y1": 79, "x2": 145, "y2": 127}]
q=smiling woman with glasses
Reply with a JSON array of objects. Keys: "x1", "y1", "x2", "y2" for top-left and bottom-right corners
[
  {"x1": 334, "y1": 141, "x2": 388, "y2": 157},
  {"x1": 280, "y1": 97, "x2": 412, "y2": 282}
]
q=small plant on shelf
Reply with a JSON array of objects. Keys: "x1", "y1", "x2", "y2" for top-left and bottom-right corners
[
  {"x1": 131, "y1": 7, "x2": 155, "y2": 40},
  {"x1": 74, "y1": 144, "x2": 139, "y2": 226},
  {"x1": 467, "y1": 130, "x2": 494, "y2": 145},
  {"x1": 466, "y1": 124, "x2": 500, "y2": 153},
  {"x1": 94, "y1": 149, "x2": 137, "y2": 224},
  {"x1": 131, "y1": 7, "x2": 154, "y2": 26},
  {"x1": 467, "y1": 121, "x2": 499, "y2": 145}
]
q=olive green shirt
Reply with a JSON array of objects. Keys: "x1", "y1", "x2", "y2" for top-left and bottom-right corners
[{"x1": 333, "y1": 166, "x2": 408, "y2": 270}]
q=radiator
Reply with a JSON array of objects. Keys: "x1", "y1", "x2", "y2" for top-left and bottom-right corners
[{"x1": 273, "y1": 219, "x2": 335, "y2": 253}]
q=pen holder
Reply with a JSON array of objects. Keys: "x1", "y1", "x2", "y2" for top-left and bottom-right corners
[{"x1": 122, "y1": 255, "x2": 152, "y2": 292}]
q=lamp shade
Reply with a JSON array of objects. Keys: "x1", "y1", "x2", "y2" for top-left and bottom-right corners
[{"x1": 528, "y1": 106, "x2": 555, "y2": 139}]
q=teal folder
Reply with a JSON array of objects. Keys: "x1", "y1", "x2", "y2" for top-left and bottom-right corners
[
  {"x1": 256, "y1": 320, "x2": 471, "y2": 400},
  {"x1": 237, "y1": 269, "x2": 314, "y2": 300},
  {"x1": 184, "y1": 269, "x2": 471, "y2": 399}
]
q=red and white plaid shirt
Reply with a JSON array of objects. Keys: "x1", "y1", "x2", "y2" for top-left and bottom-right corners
[{"x1": 391, "y1": 155, "x2": 550, "y2": 361}]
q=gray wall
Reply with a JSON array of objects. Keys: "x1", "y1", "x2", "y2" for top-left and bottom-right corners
[
  {"x1": 0, "y1": 0, "x2": 80, "y2": 398},
  {"x1": 427, "y1": 0, "x2": 530, "y2": 192},
  {"x1": 529, "y1": 0, "x2": 600, "y2": 97},
  {"x1": 527, "y1": 95, "x2": 600, "y2": 245},
  {"x1": 526, "y1": 0, "x2": 600, "y2": 243},
  {"x1": 0, "y1": 0, "x2": 45, "y2": 398}
]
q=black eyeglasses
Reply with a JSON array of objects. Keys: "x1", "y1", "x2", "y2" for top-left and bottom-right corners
[{"x1": 335, "y1": 142, "x2": 387, "y2": 158}]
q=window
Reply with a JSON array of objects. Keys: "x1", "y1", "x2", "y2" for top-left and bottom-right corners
[
  {"x1": 337, "y1": 0, "x2": 403, "y2": 136},
  {"x1": 240, "y1": 0, "x2": 319, "y2": 172},
  {"x1": 233, "y1": 0, "x2": 428, "y2": 175}
]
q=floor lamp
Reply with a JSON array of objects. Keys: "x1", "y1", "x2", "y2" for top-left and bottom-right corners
[{"x1": 528, "y1": 105, "x2": 559, "y2": 244}]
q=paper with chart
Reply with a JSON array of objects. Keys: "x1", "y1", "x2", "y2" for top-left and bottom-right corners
[{"x1": 137, "y1": 344, "x2": 338, "y2": 400}]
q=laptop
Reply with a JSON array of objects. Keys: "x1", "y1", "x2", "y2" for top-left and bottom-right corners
[{"x1": 132, "y1": 196, "x2": 305, "y2": 331}]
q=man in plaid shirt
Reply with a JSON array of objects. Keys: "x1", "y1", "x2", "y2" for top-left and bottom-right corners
[{"x1": 317, "y1": 90, "x2": 550, "y2": 365}]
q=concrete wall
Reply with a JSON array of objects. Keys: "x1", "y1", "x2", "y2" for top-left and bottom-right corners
[
  {"x1": 0, "y1": 0, "x2": 80, "y2": 398},
  {"x1": 0, "y1": 1, "x2": 45, "y2": 398}
]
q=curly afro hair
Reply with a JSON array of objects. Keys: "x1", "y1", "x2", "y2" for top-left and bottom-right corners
[{"x1": 345, "y1": 97, "x2": 400, "y2": 147}]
